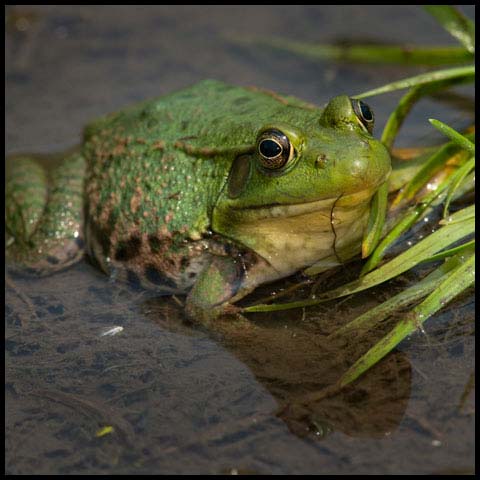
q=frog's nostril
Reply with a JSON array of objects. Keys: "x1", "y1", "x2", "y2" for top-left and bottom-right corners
[{"x1": 315, "y1": 154, "x2": 327, "y2": 169}]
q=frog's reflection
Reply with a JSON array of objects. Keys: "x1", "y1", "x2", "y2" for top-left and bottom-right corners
[{"x1": 145, "y1": 297, "x2": 411, "y2": 440}]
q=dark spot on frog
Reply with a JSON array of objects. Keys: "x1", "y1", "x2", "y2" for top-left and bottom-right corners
[
  {"x1": 148, "y1": 234, "x2": 162, "y2": 254},
  {"x1": 107, "y1": 210, "x2": 118, "y2": 232},
  {"x1": 90, "y1": 221, "x2": 111, "y2": 257},
  {"x1": 115, "y1": 235, "x2": 142, "y2": 261},
  {"x1": 233, "y1": 96, "x2": 252, "y2": 106},
  {"x1": 47, "y1": 255, "x2": 60, "y2": 265},
  {"x1": 126, "y1": 269, "x2": 141, "y2": 287},
  {"x1": 233, "y1": 96, "x2": 255, "y2": 113},
  {"x1": 222, "y1": 243, "x2": 234, "y2": 256},
  {"x1": 145, "y1": 264, "x2": 177, "y2": 289},
  {"x1": 74, "y1": 236, "x2": 85, "y2": 249}
]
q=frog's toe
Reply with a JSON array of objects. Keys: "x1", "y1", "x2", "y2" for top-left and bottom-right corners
[{"x1": 184, "y1": 298, "x2": 239, "y2": 327}]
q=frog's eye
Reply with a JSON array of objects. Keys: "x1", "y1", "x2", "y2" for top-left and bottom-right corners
[
  {"x1": 257, "y1": 129, "x2": 293, "y2": 170},
  {"x1": 351, "y1": 99, "x2": 374, "y2": 134}
]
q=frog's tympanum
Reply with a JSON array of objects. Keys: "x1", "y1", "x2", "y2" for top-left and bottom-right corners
[{"x1": 6, "y1": 80, "x2": 391, "y2": 324}]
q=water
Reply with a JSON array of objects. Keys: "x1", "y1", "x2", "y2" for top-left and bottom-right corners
[{"x1": 5, "y1": 5, "x2": 475, "y2": 474}]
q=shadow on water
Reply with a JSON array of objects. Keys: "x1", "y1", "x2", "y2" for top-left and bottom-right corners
[{"x1": 144, "y1": 278, "x2": 412, "y2": 442}]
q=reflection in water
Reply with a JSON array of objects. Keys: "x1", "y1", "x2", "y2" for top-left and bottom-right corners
[{"x1": 145, "y1": 298, "x2": 412, "y2": 441}]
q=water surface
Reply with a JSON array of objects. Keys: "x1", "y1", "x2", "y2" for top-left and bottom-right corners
[{"x1": 5, "y1": 5, "x2": 475, "y2": 474}]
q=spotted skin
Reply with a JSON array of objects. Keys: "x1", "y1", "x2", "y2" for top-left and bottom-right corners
[
  {"x1": 6, "y1": 80, "x2": 391, "y2": 324},
  {"x1": 6, "y1": 152, "x2": 85, "y2": 275}
]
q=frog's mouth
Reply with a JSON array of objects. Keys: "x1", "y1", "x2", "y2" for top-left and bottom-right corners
[
  {"x1": 230, "y1": 185, "x2": 378, "y2": 221},
  {"x1": 229, "y1": 163, "x2": 391, "y2": 220}
]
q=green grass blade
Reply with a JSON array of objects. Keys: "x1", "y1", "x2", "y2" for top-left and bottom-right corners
[
  {"x1": 429, "y1": 119, "x2": 475, "y2": 154},
  {"x1": 424, "y1": 6, "x2": 475, "y2": 54},
  {"x1": 354, "y1": 65, "x2": 474, "y2": 99},
  {"x1": 381, "y1": 86, "x2": 425, "y2": 150},
  {"x1": 330, "y1": 249, "x2": 470, "y2": 338},
  {"x1": 361, "y1": 167, "x2": 455, "y2": 275},
  {"x1": 443, "y1": 155, "x2": 475, "y2": 217},
  {"x1": 244, "y1": 37, "x2": 474, "y2": 65},
  {"x1": 450, "y1": 170, "x2": 475, "y2": 201},
  {"x1": 440, "y1": 203, "x2": 475, "y2": 225},
  {"x1": 420, "y1": 239, "x2": 475, "y2": 263},
  {"x1": 339, "y1": 252, "x2": 475, "y2": 386},
  {"x1": 381, "y1": 85, "x2": 473, "y2": 150},
  {"x1": 362, "y1": 182, "x2": 388, "y2": 258}
]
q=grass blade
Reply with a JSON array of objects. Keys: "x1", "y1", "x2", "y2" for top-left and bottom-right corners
[
  {"x1": 420, "y1": 239, "x2": 474, "y2": 264},
  {"x1": 440, "y1": 203, "x2": 475, "y2": 224},
  {"x1": 354, "y1": 65, "x2": 474, "y2": 99},
  {"x1": 429, "y1": 119, "x2": 475, "y2": 154},
  {"x1": 362, "y1": 182, "x2": 388, "y2": 258},
  {"x1": 335, "y1": 212, "x2": 473, "y2": 297},
  {"x1": 360, "y1": 193, "x2": 444, "y2": 275},
  {"x1": 424, "y1": 5, "x2": 475, "y2": 54},
  {"x1": 443, "y1": 155, "x2": 475, "y2": 217},
  {"x1": 247, "y1": 37, "x2": 474, "y2": 65},
  {"x1": 339, "y1": 252, "x2": 475, "y2": 386},
  {"x1": 330, "y1": 249, "x2": 471, "y2": 338}
]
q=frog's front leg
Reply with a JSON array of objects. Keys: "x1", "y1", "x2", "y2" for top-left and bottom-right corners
[
  {"x1": 185, "y1": 251, "x2": 280, "y2": 327},
  {"x1": 185, "y1": 249, "x2": 272, "y2": 327}
]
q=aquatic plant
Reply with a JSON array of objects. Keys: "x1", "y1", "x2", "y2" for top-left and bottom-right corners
[{"x1": 242, "y1": 5, "x2": 475, "y2": 388}]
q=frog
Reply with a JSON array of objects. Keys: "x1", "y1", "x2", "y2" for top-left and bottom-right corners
[{"x1": 6, "y1": 79, "x2": 391, "y2": 325}]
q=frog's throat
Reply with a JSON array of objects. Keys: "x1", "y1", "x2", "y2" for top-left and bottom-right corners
[{"x1": 213, "y1": 188, "x2": 375, "y2": 278}]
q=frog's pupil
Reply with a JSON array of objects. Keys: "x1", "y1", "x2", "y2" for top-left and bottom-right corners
[
  {"x1": 260, "y1": 139, "x2": 282, "y2": 158},
  {"x1": 359, "y1": 101, "x2": 373, "y2": 121}
]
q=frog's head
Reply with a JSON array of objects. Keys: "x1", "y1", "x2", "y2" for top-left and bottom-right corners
[{"x1": 213, "y1": 95, "x2": 391, "y2": 274}]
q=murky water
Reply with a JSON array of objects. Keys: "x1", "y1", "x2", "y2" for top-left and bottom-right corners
[{"x1": 5, "y1": 5, "x2": 475, "y2": 474}]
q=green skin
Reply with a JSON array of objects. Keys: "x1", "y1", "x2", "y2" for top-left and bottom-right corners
[{"x1": 6, "y1": 80, "x2": 391, "y2": 325}]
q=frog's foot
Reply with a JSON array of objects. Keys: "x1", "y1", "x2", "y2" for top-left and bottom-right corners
[
  {"x1": 185, "y1": 300, "x2": 244, "y2": 328},
  {"x1": 184, "y1": 254, "x2": 256, "y2": 329},
  {"x1": 6, "y1": 153, "x2": 86, "y2": 276}
]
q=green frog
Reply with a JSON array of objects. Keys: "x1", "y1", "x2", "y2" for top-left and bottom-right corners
[{"x1": 6, "y1": 80, "x2": 391, "y2": 324}]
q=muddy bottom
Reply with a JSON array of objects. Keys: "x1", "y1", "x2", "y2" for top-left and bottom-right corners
[{"x1": 5, "y1": 258, "x2": 475, "y2": 475}]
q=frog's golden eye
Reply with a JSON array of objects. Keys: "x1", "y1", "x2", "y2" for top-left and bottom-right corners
[
  {"x1": 352, "y1": 99, "x2": 374, "y2": 134},
  {"x1": 257, "y1": 129, "x2": 293, "y2": 170}
]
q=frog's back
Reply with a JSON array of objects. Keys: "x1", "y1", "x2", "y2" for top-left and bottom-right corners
[
  {"x1": 82, "y1": 80, "x2": 320, "y2": 292},
  {"x1": 84, "y1": 79, "x2": 318, "y2": 146}
]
